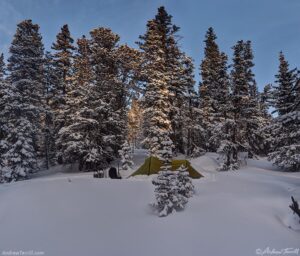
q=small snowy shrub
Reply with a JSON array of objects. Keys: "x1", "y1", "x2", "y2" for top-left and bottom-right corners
[
  {"x1": 152, "y1": 165, "x2": 192, "y2": 217},
  {"x1": 217, "y1": 140, "x2": 239, "y2": 171},
  {"x1": 269, "y1": 145, "x2": 300, "y2": 172},
  {"x1": 177, "y1": 165, "x2": 194, "y2": 198},
  {"x1": 289, "y1": 196, "x2": 300, "y2": 222},
  {"x1": 268, "y1": 112, "x2": 300, "y2": 172},
  {"x1": 118, "y1": 141, "x2": 134, "y2": 171}
]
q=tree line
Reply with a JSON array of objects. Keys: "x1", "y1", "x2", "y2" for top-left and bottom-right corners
[{"x1": 0, "y1": 6, "x2": 299, "y2": 182}]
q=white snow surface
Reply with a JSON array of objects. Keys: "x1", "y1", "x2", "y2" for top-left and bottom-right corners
[{"x1": 0, "y1": 151, "x2": 299, "y2": 256}]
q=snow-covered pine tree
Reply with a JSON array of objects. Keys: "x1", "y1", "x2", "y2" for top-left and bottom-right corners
[
  {"x1": 138, "y1": 6, "x2": 194, "y2": 155},
  {"x1": 161, "y1": 12, "x2": 200, "y2": 155},
  {"x1": 90, "y1": 28, "x2": 123, "y2": 161},
  {"x1": 152, "y1": 167, "x2": 188, "y2": 217},
  {"x1": 272, "y1": 52, "x2": 297, "y2": 116},
  {"x1": 242, "y1": 41, "x2": 269, "y2": 157},
  {"x1": 216, "y1": 119, "x2": 240, "y2": 171},
  {"x1": 177, "y1": 165, "x2": 194, "y2": 198},
  {"x1": 118, "y1": 140, "x2": 134, "y2": 171},
  {"x1": 88, "y1": 28, "x2": 140, "y2": 165},
  {"x1": 170, "y1": 51, "x2": 199, "y2": 155},
  {"x1": 56, "y1": 35, "x2": 106, "y2": 171},
  {"x1": 51, "y1": 24, "x2": 75, "y2": 163},
  {"x1": 166, "y1": 30, "x2": 188, "y2": 155},
  {"x1": 0, "y1": 80, "x2": 25, "y2": 182},
  {"x1": 200, "y1": 28, "x2": 229, "y2": 119},
  {"x1": 142, "y1": 69, "x2": 173, "y2": 160},
  {"x1": 73, "y1": 35, "x2": 92, "y2": 85},
  {"x1": 3, "y1": 20, "x2": 45, "y2": 181},
  {"x1": 199, "y1": 27, "x2": 230, "y2": 152},
  {"x1": 167, "y1": 39, "x2": 183, "y2": 154},
  {"x1": 268, "y1": 53, "x2": 300, "y2": 172},
  {"x1": 42, "y1": 51, "x2": 60, "y2": 169},
  {"x1": 268, "y1": 111, "x2": 300, "y2": 171},
  {"x1": 181, "y1": 55, "x2": 205, "y2": 156},
  {"x1": 51, "y1": 24, "x2": 75, "y2": 95},
  {"x1": 114, "y1": 44, "x2": 142, "y2": 93},
  {"x1": 216, "y1": 40, "x2": 254, "y2": 170},
  {"x1": 152, "y1": 135, "x2": 188, "y2": 217},
  {"x1": 151, "y1": 125, "x2": 185, "y2": 217},
  {"x1": 137, "y1": 7, "x2": 174, "y2": 159},
  {"x1": 219, "y1": 40, "x2": 269, "y2": 165}
]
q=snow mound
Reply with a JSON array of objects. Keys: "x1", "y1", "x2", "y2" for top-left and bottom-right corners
[
  {"x1": 189, "y1": 152, "x2": 220, "y2": 174},
  {"x1": 1, "y1": 163, "x2": 300, "y2": 256},
  {"x1": 282, "y1": 212, "x2": 300, "y2": 231}
]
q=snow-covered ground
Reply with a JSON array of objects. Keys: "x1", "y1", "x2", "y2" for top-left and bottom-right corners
[{"x1": 0, "y1": 151, "x2": 299, "y2": 256}]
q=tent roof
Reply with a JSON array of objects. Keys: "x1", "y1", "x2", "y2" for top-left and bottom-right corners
[{"x1": 130, "y1": 156, "x2": 203, "y2": 179}]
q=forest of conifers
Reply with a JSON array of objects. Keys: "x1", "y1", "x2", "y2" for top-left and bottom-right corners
[{"x1": 0, "y1": 6, "x2": 299, "y2": 183}]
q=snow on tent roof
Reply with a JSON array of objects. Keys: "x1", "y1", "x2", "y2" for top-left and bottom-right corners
[{"x1": 130, "y1": 156, "x2": 203, "y2": 179}]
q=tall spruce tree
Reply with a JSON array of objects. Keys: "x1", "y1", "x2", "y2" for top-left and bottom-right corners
[
  {"x1": 170, "y1": 51, "x2": 198, "y2": 155},
  {"x1": 56, "y1": 28, "x2": 140, "y2": 171},
  {"x1": 138, "y1": 6, "x2": 196, "y2": 156},
  {"x1": 167, "y1": 32, "x2": 186, "y2": 154},
  {"x1": 164, "y1": 14, "x2": 197, "y2": 155},
  {"x1": 272, "y1": 52, "x2": 297, "y2": 116},
  {"x1": 216, "y1": 40, "x2": 258, "y2": 170},
  {"x1": 199, "y1": 28, "x2": 230, "y2": 152},
  {"x1": 268, "y1": 54, "x2": 300, "y2": 171},
  {"x1": 56, "y1": 34, "x2": 107, "y2": 170},
  {"x1": 137, "y1": 7, "x2": 174, "y2": 161},
  {"x1": 69, "y1": 27, "x2": 139, "y2": 167},
  {"x1": 90, "y1": 28, "x2": 125, "y2": 160},
  {"x1": 200, "y1": 27, "x2": 229, "y2": 119},
  {"x1": 242, "y1": 41, "x2": 268, "y2": 156},
  {"x1": 268, "y1": 109, "x2": 300, "y2": 172},
  {"x1": 180, "y1": 55, "x2": 203, "y2": 156},
  {"x1": 51, "y1": 24, "x2": 75, "y2": 163},
  {"x1": 227, "y1": 40, "x2": 252, "y2": 165},
  {"x1": 73, "y1": 35, "x2": 92, "y2": 86},
  {"x1": 52, "y1": 24, "x2": 75, "y2": 94},
  {"x1": 42, "y1": 51, "x2": 61, "y2": 168},
  {"x1": 2, "y1": 20, "x2": 45, "y2": 181}
]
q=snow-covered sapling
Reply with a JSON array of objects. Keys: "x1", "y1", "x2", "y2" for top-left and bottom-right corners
[
  {"x1": 217, "y1": 140, "x2": 239, "y2": 171},
  {"x1": 289, "y1": 196, "x2": 300, "y2": 221},
  {"x1": 118, "y1": 141, "x2": 134, "y2": 171},
  {"x1": 177, "y1": 165, "x2": 194, "y2": 198},
  {"x1": 152, "y1": 166, "x2": 188, "y2": 217}
]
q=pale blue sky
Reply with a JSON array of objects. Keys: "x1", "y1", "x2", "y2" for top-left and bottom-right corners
[{"x1": 0, "y1": 0, "x2": 299, "y2": 90}]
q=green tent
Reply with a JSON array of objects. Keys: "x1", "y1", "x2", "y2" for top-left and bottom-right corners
[{"x1": 130, "y1": 156, "x2": 203, "y2": 179}]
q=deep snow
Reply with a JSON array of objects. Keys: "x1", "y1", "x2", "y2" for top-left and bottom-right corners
[{"x1": 0, "y1": 151, "x2": 299, "y2": 256}]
